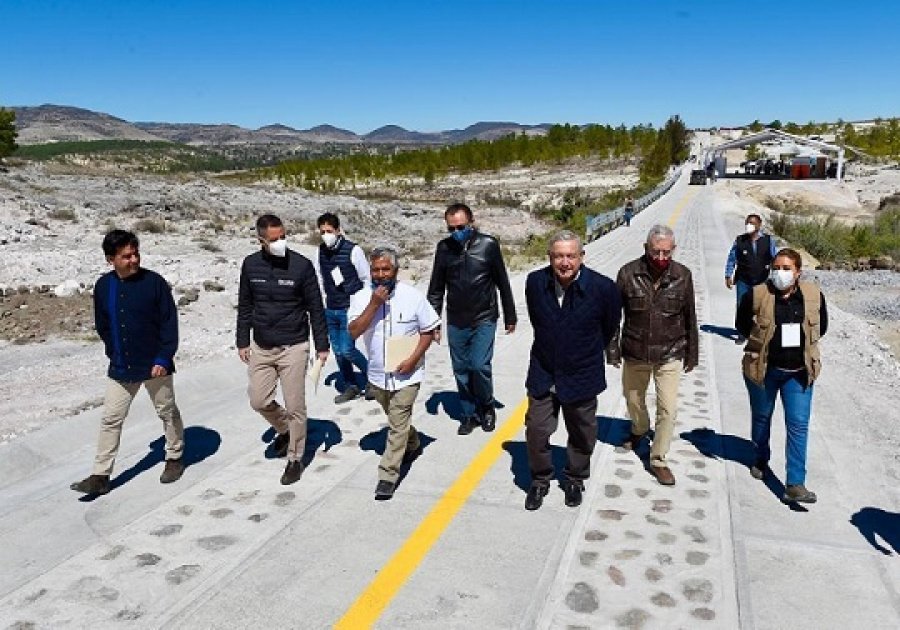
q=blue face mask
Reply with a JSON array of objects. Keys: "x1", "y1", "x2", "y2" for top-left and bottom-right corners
[
  {"x1": 451, "y1": 226, "x2": 473, "y2": 243},
  {"x1": 371, "y1": 278, "x2": 396, "y2": 292}
]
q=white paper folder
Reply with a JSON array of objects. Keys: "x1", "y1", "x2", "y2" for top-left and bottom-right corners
[
  {"x1": 386, "y1": 335, "x2": 420, "y2": 372},
  {"x1": 309, "y1": 357, "x2": 324, "y2": 392}
]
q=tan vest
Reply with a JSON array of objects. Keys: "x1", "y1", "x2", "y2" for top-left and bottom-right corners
[{"x1": 742, "y1": 282, "x2": 822, "y2": 385}]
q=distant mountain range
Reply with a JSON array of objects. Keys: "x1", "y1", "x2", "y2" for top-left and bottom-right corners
[{"x1": 11, "y1": 105, "x2": 553, "y2": 146}]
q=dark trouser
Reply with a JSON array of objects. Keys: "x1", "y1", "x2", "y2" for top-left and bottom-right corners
[
  {"x1": 447, "y1": 321, "x2": 496, "y2": 419},
  {"x1": 525, "y1": 393, "x2": 598, "y2": 485}
]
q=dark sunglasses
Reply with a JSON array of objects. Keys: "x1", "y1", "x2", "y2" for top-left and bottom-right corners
[{"x1": 447, "y1": 224, "x2": 470, "y2": 233}]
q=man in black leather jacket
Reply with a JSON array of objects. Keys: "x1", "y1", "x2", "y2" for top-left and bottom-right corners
[{"x1": 427, "y1": 203, "x2": 517, "y2": 435}]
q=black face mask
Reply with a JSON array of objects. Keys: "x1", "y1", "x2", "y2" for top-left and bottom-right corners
[{"x1": 371, "y1": 278, "x2": 396, "y2": 292}]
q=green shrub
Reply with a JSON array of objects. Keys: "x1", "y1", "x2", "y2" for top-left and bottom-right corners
[
  {"x1": 133, "y1": 218, "x2": 166, "y2": 234},
  {"x1": 770, "y1": 210, "x2": 900, "y2": 262},
  {"x1": 48, "y1": 207, "x2": 78, "y2": 221}
]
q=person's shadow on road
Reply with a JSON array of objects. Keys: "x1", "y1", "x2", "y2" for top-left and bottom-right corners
[
  {"x1": 501, "y1": 441, "x2": 567, "y2": 492},
  {"x1": 261, "y1": 418, "x2": 343, "y2": 465},
  {"x1": 680, "y1": 427, "x2": 808, "y2": 512},
  {"x1": 851, "y1": 508, "x2": 900, "y2": 555},
  {"x1": 700, "y1": 323, "x2": 742, "y2": 342},
  {"x1": 359, "y1": 428, "x2": 435, "y2": 488},
  {"x1": 80, "y1": 425, "x2": 222, "y2": 502}
]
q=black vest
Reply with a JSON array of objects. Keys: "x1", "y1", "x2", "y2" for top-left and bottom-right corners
[
  {"x1": 734, "y1": 233, "x2": 774, "y2": 285},
  {"x1": 319, "y1": 238, "x2": 363, "y2": 309}
]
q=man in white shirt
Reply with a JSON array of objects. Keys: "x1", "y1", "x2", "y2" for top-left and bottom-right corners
[{"x1": 348, "y1": 246, "x2": 440, "y2": 500}]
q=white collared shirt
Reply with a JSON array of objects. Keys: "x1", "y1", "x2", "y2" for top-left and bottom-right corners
[
  {"x1": 554, "y1": 269, "x2": 582, "y2": 306},
  {"x1": 348, "y1": 282, "x2": 440, "y2": 391}
]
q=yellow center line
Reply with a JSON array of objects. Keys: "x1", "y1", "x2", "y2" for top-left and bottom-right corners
[
  {"x1": 334, "y1": 398, "x2": 529, "y2": 629},
  {"x1": 666, "y1": 186, "x2": 698, "y2": 228},
  {"x1": 336, "y1": 183, "x2": 695, "y2": 628}
]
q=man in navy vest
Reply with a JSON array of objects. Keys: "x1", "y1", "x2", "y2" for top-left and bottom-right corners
[
  {"x1": 317, "y1": 212, "x2": 371, "y2": 403},
  {"x1": 725, "y1": 213, "x2": 778, "y2": 342},
  {"x1": 523, "y1": 230, "x2": 621, "y2": 510}
]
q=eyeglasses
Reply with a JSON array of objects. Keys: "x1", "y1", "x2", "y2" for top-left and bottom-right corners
[
  {"x1": 447, "y1": 224, "x2": 469, "y2": 232},
  {"x1": 647, "y1": 249, "x2": 674, "y2": 259}
]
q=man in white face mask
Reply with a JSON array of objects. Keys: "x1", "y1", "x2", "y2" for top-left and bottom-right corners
[
  {"x1": 236, "y1": 214, "x2": 330, "y2": 486},
  {"x1": 316, "y1": 212, "x2": 372, "y2": 404},
  {"x1": 725, "y1": 213, "x2": 779, "y2": 343}
]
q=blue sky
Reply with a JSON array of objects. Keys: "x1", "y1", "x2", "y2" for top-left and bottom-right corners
[{"x1": 3, "y1": 0, "x2": 899, "y2": 133}]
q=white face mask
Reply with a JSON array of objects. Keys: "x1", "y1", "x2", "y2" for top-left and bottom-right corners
[
  {"x1": 745, "y1": 223, "x2": 757, "y2": 234},
  {"x1": 267, "y1": 238, "x2": 287, "y2": 257},
  {"x1": 321, "y1": 232, "x2": 339, "y2": 249},
  {"x1": 769, "y1": 269, "x2": 795, "y2": 291}
]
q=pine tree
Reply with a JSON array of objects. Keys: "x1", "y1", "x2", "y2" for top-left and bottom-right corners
[{"x1": 0, "y1": 108, "x2": 18, "y2": 160}]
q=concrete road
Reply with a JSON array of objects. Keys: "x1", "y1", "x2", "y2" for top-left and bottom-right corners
[{"x1": 1, "y1": 173, "x2": 898, "y2": 629}]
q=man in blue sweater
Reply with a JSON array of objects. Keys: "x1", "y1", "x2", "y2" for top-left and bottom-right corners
[
  {"x1": 71, "y1": 230, "x2": 184, "y2": 496},
  {"x1": 523, "y1": 231, "x2": 621, "y2": 510}
]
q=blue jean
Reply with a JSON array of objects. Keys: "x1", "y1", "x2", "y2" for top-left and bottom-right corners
[
  {"x1": 325, "y1": 308, "x2": 367, "y2": 389},
  {"x1": 735, "y1": 279, "x2": 752, "y2": 307},
  {"x1": 447, "y1": 321, "x2": 497, "y2": 419},
  {"x1": 744, "y1": 368, "x2": 814, "y2": 486}
]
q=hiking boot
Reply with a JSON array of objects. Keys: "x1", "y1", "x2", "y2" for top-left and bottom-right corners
[
  {"x1": 620, "y1": 433, "x2": 645, "y2": 451},
  {"x1": 334, "y1": 386, "x2": 361, "y2": 404},
  {"x1": 481, "y1": 407, "x2": 497, "y2": 432},
  {"x1": 160, "y1": 459, "x2": 184, "y2": 484},
  {"x1": 70, "y1": 474, "x2": 110, "y2": 495},
  {"x1": 375, "y1": 480, "x2": 395, "y2": 500},
  {"x1": 280, "y1": 460, "x2": 304, "y2": 485},
  {"x1": 271, "y1": 431, "x2": 290, "y2": 458},
  {"x1": 564, "y1": 480, "x2": 584, "y2": 507},
  {"x1": 457, "y1": 416, "x2": 481, "y2": 436},
  {"x1": 651, "y1": 466, "x2": 676, "y2": 486},
  {"x1": 750, "y1": 461, "x2": 769, "y2": 480},
  {"x1": 525, "y1": 483, "x2": 549, "y2": 511},
  {"x1": 783, "y1": 484, "x2": 817, "y2": 504}
]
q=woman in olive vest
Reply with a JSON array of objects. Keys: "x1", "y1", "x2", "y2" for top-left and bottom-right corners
[{"x1": 736, "y1": 248, "x2": 827, "y2": 504}]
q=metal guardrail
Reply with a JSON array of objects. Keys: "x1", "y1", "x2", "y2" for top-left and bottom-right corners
[{"x1": 584, "y1": 168, "x2": 682, "y2": 242}]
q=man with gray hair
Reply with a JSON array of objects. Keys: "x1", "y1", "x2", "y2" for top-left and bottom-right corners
[
  {"x1": 607, "y1": 224, "x2": 698, "y2": 486},
  {"x1": 349, "y1": 246, "x2": 441, "y2": 500},
  {"x1": 523, "y1": 230, "x2": 621, "y2": 510}
]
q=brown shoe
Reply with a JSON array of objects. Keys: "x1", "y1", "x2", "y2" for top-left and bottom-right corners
[
  {"x1": 651, "y1": 466, "x2": 676, "y2": 486},
  {"x1": 160, "y1": 459, "x2": 185, "y2": 484},
  {"x1": 70, "y1": 474, "x2": 110, "y2": 495}
]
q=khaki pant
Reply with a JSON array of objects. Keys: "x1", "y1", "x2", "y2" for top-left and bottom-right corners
[
  {"x1": 371, "y1": 383, "x2": 421, "y2": 483},
  {"x1": 94, "y1": 375, "x2": 184, "y2": 476},
  {"x1": 622, "y1": 359, "x2": 682, "y2": 468},
  {"x1": 248, "y1": 342, "x2": 309, "y2": 462}
]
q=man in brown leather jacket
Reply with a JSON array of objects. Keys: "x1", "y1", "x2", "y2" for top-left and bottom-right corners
[{"x1": 607, "y1": 225, "x2": 699, "y2": 486}]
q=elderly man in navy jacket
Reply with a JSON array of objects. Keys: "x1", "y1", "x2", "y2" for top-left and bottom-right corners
[
  {"x1": 71, "y1": 230, "x2": 184, "y2": 496},
  {"x1": 523, "y1": 231, "x2": 621, "y2": 510}
]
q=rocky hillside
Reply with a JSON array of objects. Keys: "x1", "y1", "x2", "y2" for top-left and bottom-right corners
[
  {"x1": 12, "y1": 105, "x2": 162, "y2": 144},
  {"x1": 12, "y1": 104, "x2": 552, "y2": 146}
]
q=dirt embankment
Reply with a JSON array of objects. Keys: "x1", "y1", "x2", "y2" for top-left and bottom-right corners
[{"x1": 0, "y1": 291, "x2": 94, "y2": 344}]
